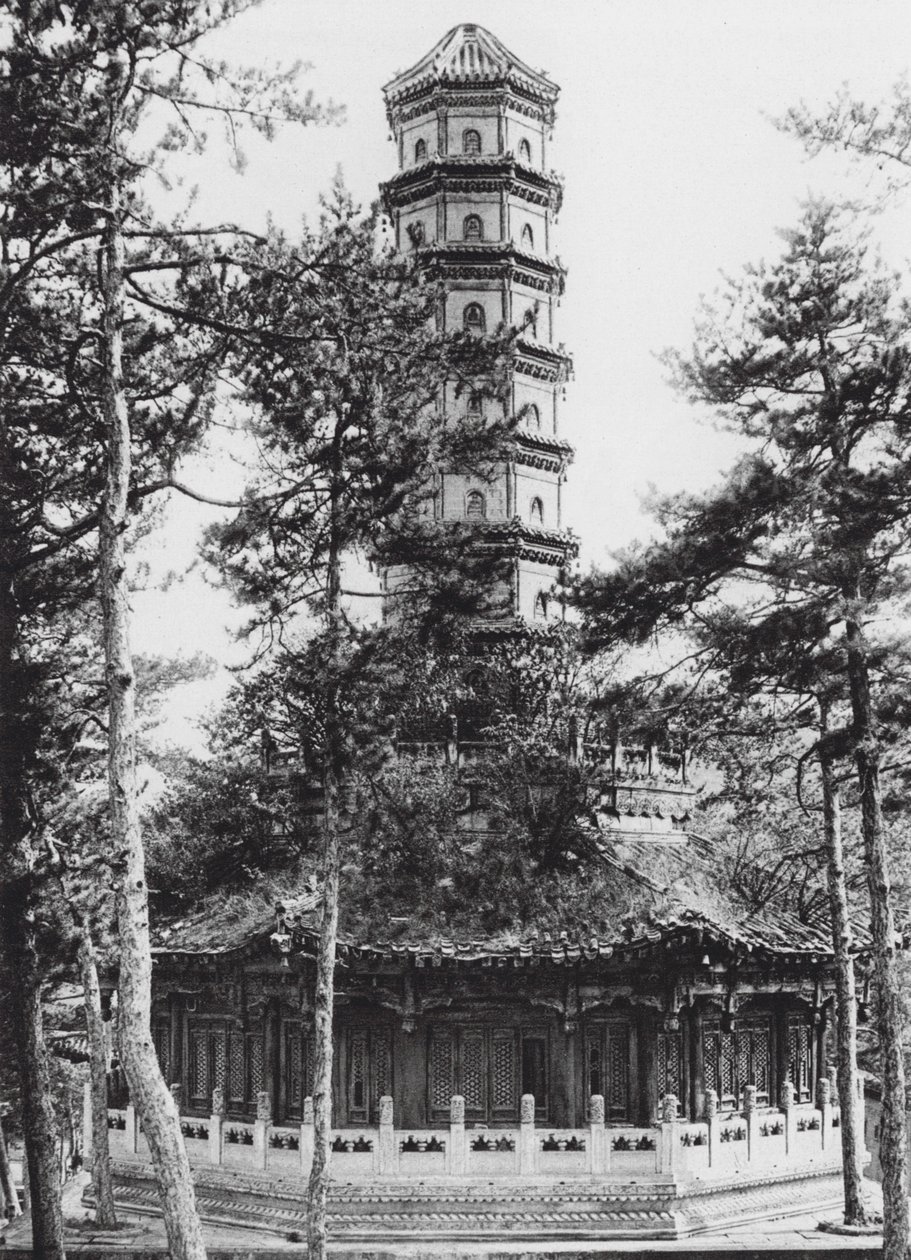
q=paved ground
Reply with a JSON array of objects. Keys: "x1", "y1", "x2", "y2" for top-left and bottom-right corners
[{"x1": 0, "y1": 1172, "x2": 886, "y2": 1254}]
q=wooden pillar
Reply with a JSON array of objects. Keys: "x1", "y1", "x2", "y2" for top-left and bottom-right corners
[
  {"x1": 554, "y1": 1026, "x2": 575, "y2": 1128},
  {"x1": 394, "y1": 1022, "x2": 425, "y2": 1129},
  {"x1": 168, "y1": 993, "x2": 182, "y2": 1088},
  {"x1": 637, "y1": 1008, "x2": 656, "y2": 1126},
  {"x1": 689, "y1": 1004, "x2": 705, "y2": 1122},
  {"x1": 264, "y1": 998, "x2": 280, "y2": 1122}
]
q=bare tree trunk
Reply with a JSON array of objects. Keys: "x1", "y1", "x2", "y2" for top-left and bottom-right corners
[
  {"x1": 844, "y1": 617, "x2": 906, "y2": 1259},
  {"x1": 78, "y1": 924, "x2": 117, "y2": 1227},
  {"x1": 818, "y1": 718, "x2": 868, "y2": 1225},
  {"x1": 0, "y1": 1113, "x2": 22, "y2": 1219},
  {"x1": 307, "y1": 437, "x2": 344, "y2": 1260},
  {"x1": 100, "y1": 193, "x2": 207, "y2": 1260},
  {"x1": 0, "y1": 578, "x2": 64, "y2": 1255}
]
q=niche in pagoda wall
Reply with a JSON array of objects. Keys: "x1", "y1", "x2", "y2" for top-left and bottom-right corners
[
  {"x1": 507, "y1": 198, "x2": 548, "y2": 254},
  {"x1": 398, "y1": 200, "x2": 436, "y2": 250},
  {"x1": 445, "y1": 287, "x2": 505, "y2": 336},
  {"x1": 439, "y1": 469, "x2": 508, "y2": 522},
  {"x1": 515, "y1": 466, "x2": 559, "y2": 528},
  {"x1": 445, "y1": 108, "x2": 500, "y2": 156},
  {"x1": 517, "y1": 559, "x2": 561, "y2": 622},
  {"x1": 444, "y1": 193, "x2": 502, "y2": 243},
  {"x1": 513, "y1": 284, "x2": 554, "y2": 343},
  {"x1": 401, "y1": 118, "x2": 437, "y2": 166},
  {"x1": 514, "y1": 377, "x2": 557, "y2": 435},
  {"x1": 505, "y1": 112, "x2": 546, "y2": 167}
]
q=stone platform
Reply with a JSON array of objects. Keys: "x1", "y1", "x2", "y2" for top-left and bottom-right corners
[{"x1": 88, "y1": 1159, "x2": 847, "y2": 1244}]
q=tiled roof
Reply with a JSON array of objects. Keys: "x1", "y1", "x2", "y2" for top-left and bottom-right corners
[
  {"x1": 152, "y1": 889, "x2": 320, "y2": 957},
  {"x1": 384, "y1": 25, "x2": 558, "y2": 105}
]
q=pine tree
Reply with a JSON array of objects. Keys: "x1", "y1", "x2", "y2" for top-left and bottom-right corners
[{"x1": 576, "y1": 201, "x2": 911, "y2": 1255}]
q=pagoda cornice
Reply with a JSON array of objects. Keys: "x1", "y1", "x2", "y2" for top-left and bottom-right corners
[
  {"x1": 421, "y1": 244, "x2": 566, "y2": 298},
  {"x1": 513, "y1": 428, "x2": 574, "y2": 473},
  {"x1": 382, "y1": 156, "x2": 563, "y2": 213},
  {"x1": 477, "y1": 517, "x2": 579, "y2": 566}
]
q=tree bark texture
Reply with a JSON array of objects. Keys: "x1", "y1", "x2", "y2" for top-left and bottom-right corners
[
  {"x1": 0, "y1": 1115, "x2": 21, "y2": 1219},
  {"x1": 844, "y1": 617, "x2": 906, "y2": 1259},
  {"x1": 818, "y1": 730, "x2": 868, "y2": 1225},
  {"x1": 78, "y1": 925, "x2": 117, "y2": 1227},
  {"x1": 0, "y1": 578, "x2": 65, "y2": 1255},
  {"x1": 100, "y1": 197, "x2": 207, "y2": 1260},
  {"x1": 306, "y1": 439, "x2": 344, "y2": 1260}
]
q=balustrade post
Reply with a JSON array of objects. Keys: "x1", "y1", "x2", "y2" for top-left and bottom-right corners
[
  {"x1": 519, "y1": 1094, "x2": 536, "y2": 1175},
  {"x1": 779, "y1": 1080, "x2": 796, "y2": 1156},
  {"x1": 704, "y1": 1088, "x2": 719, "y2": 1167},
  {"x1": 209, "y1": 1087, "x2": 225, "y2": 1165},
  {"x1": 588, "y1": 1094, "x2": 608, "y2": 1175},
  {"x1": 658, "y1": 1094, "x2": 679, "y2": 1176},
  {"x1": 742, "y1": 1085, "x2": 757, "y2": 1161},
  {"x1": 377, "y1": 1095, "x2": 396, "y2": 1175},
  {"x1": 124, "y1": 1103, "x2": 138, "y2": 1155},
  {"x1": 300, "y1": 1097, "x2": 314, "y2": 1175},
  {"x1": 448, "y1": 1095, "x2": 466, "y2": 1175},
  {"x1": 816, "y1": 1077, "x2": 832, "y2": 1150},
  {"x1": 253, "y1": 1090, "x2": 271, "y2": 1170}
]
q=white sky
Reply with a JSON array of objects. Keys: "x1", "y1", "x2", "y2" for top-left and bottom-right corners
[{"x1": 132, "y1": 0, "x2": 911, "y2": 740}]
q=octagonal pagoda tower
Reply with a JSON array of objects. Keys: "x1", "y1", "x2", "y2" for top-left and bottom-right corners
[{"x1": 382, "y1": 23, "x2": 575, "y2": 626}]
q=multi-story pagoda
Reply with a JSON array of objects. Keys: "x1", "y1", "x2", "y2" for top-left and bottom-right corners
[
  {"x1": 382, "y1": 24, "x2": 575, "y2": 626},
  {"x1": 96, "y1": 25, "x2": 866, "y2": 1244}
]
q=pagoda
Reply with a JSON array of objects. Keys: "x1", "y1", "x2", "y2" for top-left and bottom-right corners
[{"x1": 382, "y1": 23, "x2": 575, "y2": 626}]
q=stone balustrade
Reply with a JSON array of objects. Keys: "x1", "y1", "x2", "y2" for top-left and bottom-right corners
[{"x1": 99, "y1": 1081, "x2": 845, "y2": 1184}]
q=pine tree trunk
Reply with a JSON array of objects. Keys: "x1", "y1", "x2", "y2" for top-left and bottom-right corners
[
  {"x1": 0, "y1": 580, "x2": 64, "y2": 1255},
  {"x1": 307, "y1": 437, "x2": 344, "y2": 1260},
  {"x1": 844, "y1": 616, "x2": 906, "y2": 1259},
  {"x1": 78, "y1": 924, "x2": 117, "y2": 1227},
  {"x1": 99, "y1": 194, "x2": 207, "y2": 1260},
  {"x1": 818, "y1": 723, "x2": 868, "y2": 1225},
  {"x1": 0, "y1": 1115, "x2": 21, "y2": 1219}
]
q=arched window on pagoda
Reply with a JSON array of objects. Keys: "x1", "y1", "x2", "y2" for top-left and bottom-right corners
[
  {"x1": 524, "y1": 403, "x2": 541, "y2": 431},
  {"x1": 467, "y1": 391, "x2": 483, "y2": 415},
  {"x1": 414, "y1": 138, "x2": 427, "y2": 163},
  {"x1": 466, "y1": 490, "x2": 486, "y2": 521},
  {"x1": 463, "y1": 303, "x2": 486, "y2": 335},
  {"x1": 533, "y1": 591, "x2": 548, "y2": 620},
  {"x1": 463, "y1": 214, "x2": 483, "y2": 242},
  {"x1": 521, "y1": 223, "x2": 534, "y2": 251},
  {"x1": 518, "y1": 138, "x2": 532, "y2": 164},
  {"x1": 463, "y1": 128, "x2": 482, "y2": 155},
  {"x1": 530, "y1": 496, "x2": 544, "y2": 525},
  {"x1": 522, "y1": 305, "x2": 538, "y2": 338},
  {"x1": 407, "y1": 221, "x2": 425, "y2": 249}
]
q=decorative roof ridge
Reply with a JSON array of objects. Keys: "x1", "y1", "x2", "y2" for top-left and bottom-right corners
[{"x1": 383, "y1": 24, "x2": 558, "y2": 106}]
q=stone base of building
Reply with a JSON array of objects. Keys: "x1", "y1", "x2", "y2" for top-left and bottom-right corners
[{"x1": 94, "y1": 1160, "x2": 845, "y2": 1243}]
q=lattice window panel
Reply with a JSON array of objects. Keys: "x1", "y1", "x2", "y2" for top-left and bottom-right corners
[
  {"x1": 737, "y1": 1017, "x2": 771, "y2": 1105},
  {"x1": 719, "y1": 1029, "x2": 736, "y2": 1106},
  {"x1": 189, "y1": 1028, "x2": 208, "y2": 1102},
  {"x1": 607, "y1": 1027, "x2": 630, "y2": 1120},
  {"x1": 462, "y1": 1033, "x2": 485, "y2": 1114},
  {"x1": 228, "y1": 1032, "x2": 246, "y2": 1104},
  {"x1": 212, "y1": 1032, "x2": 226, "y2": 1094},
  {"x1": 430, "y1": 1032, "x2": 455, "y2": 1115},
  {"x1": 657, "y1": 1031, "x2": 682, "y2": 1111},
  {"x1": 153, "y1": 1024, "x2": 171, "y2": 1084},
  {"x1": 348, "y1": 1031, "x2": 368, "y2": 1122},
  {"x1": 286, "y1": 1027, "x2": 303, "y2": 1118},
  {"x1": 586, "y1": 1032, "x2": 602, "y2": 1099},
  {"x1": 247, "y1": 1035, "x2": 264, "y2": 1099},
  {"x1": 374, "y1": 1029, "x2": 392, "y2": 1105},
  {"x1": 787, "y1": 1013, "x2": 812, "y2": 1102},
  {"x1": 704, "y1": 1025, "x2": 719, "y2": 1099},
  {"x1": 492, "y1": 1035, "x2": 516, "y2": 1113}
]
